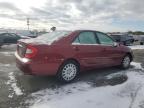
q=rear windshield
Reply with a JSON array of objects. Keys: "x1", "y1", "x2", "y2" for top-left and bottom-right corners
[{"x1": 37, "y1": 31, "x2": 71, "y2": 42}]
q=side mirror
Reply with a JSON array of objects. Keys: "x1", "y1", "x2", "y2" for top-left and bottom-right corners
[{"x1": 113, "y1": 42, "x2": 118, "y2": 47}]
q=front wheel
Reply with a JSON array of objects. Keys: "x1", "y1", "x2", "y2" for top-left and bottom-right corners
[
  {"x1": 120, "y1": 55, "x2": 131, "y2": 69},
  {"x1": 57, "y1": 60, "x2": 79, "y2": 83}
]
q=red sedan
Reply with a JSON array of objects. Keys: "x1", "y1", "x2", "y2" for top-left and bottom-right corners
[{"x1": 15, "y1": 30, "x2": 133, "y2": 82}]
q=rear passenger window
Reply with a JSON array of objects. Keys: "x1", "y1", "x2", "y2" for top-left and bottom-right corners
[{"x1": 73, "y1": 32, "x2": 97, "y2": 44}]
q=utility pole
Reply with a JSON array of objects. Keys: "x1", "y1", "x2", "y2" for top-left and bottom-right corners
[{"x1": 27, "y1": 18, "x2": 30, "y2": 31}]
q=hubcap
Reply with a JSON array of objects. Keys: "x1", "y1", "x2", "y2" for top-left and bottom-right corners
[
  {"x1": 62, "y1": 63, "x2": 77, "y2": 81},
  {"x1": 123, "y1": 56, "x2": 130, "y2": 68}
]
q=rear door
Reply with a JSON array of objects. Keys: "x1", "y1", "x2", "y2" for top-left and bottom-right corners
[
  {"x1": 72, "y1": 31, "x2": 105, "y2": 67},
  {"x1": 96, "y1": 32, "x2": 123, "y2": 66}
]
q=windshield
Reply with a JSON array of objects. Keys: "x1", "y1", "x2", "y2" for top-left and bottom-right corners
[{"x1": 37, "y1": 31, "x2": 72, "y2": 42}]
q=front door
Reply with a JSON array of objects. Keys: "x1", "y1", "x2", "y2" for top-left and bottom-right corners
[
  {"x1": 96, "y1": 32, "x2": 123, "y2": 66},
  {"x1": 72, "y1": 31, "x2": 106, "y2": 68}
]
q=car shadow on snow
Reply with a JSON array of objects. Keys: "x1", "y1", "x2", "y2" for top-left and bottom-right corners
[
  {"x1": 16, "y1": 66, "x2": 132, "y2": 95},
  {"x1": 77, "y1": 67, "x2": 128, "y2": 87}
]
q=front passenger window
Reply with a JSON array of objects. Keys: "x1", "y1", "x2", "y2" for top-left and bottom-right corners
[{"x1": 96, "y1": 32, "x2": 114, "y2": 45}]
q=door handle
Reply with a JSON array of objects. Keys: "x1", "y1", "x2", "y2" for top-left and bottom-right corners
[{"x1": 73, "y1": 46, "x2": 79, "y2": 51}]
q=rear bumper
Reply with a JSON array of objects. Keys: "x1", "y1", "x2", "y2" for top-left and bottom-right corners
[
  {"x1": 15, "y1": 52, "x2": 61, "y2": 76},
  {"x1": 15, "y1": 52, "x2": 34, "y2": 75},
  {"x1": 16, "y1": 60, "x2": 33, "y2": 75}
]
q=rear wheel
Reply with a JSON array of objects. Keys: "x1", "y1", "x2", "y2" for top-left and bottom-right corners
[
  {"x1": 57, "y1": 60, "x2": 79, "y2": 83},
  {"x1": 120, "y1": 55, "x2": 131, "y2": 69}
]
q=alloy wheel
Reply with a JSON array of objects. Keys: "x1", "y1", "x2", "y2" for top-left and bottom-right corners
[{"x1": 61, "y1": 63, "x2": 77, "y2": 81}]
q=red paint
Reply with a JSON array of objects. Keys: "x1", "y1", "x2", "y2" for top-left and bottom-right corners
[{"x1": 15, "y1": 30, "x2": 133, "y2": 75}]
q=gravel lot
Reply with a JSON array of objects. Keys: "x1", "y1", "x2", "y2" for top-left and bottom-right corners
[{"x1": 0, "y1": 45, "x2": 144, "y2": 108}]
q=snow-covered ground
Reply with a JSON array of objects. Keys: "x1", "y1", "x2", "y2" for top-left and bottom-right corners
[
  {"x1": 6, "y1": 72, "x2": 23, "y2": 98},
  {"x1": 0, "y1": 44, "x2": 16, "y2": 56},
  {"x1": 0, "y1": 52, "x2": 14, "y2": 56},
  {"x1": 129, "y1": 45, "x2": 144, "y2": 50},
  {"x1": 2, "y1": 44, "x2": 17, "y2": 50},
  {"x1": 26, "y1": 62, "x2": 144, "y2": 108}
]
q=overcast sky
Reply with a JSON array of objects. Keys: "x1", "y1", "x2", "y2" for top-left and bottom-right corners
[{"x1": 0, "y1": 0, "x2": 144, "y2": 32}]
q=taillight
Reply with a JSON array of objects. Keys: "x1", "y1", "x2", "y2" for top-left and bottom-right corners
[{"x1": 25, "y1": 45, "x2": 37, "y2": 58}]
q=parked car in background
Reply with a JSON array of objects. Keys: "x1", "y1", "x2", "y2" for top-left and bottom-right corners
[
  {"x1": 140, "y1": 36, "x2": 144, "y2": 45},
  {"x1": 15, "y1": 30, "x2": 133, "y2": 82},
  {"x1": 17, "y1": 31, "x2": 38, "y2": 38},
  {"x1": 16, "y1": 30, "x2": 48, "y2": 38},
  {"x1": 110, "y1": 33, "x2": 134, "y2": 46},
  {"x1": 15, "y1": 34, "x2": 31, "y2": 39},
  {"x1": 0, "y1": 33, "x2": 30, "y2": 48}
]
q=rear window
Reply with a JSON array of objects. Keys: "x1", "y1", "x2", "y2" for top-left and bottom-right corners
[{"x1": 37, "y1": 31, "x2": 71, "y2": 42}]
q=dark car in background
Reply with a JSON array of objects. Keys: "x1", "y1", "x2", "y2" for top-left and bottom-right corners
[
  {"x1": 140, "y1": 36, "x2": 144, "y2": 45},
  {"x1": 0, "y1": 33, "x2": 30, "y2": 48},
  {"x1": 15, "y1": 30, "x2": 133, "y2": 82},
  {"x1": 110, "y1": 34, "x2": 134, "y2": 46}
]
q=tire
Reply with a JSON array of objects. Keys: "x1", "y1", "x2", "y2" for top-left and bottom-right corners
[
  {"x1": 140, "y1": 42, "x2": 144, "y2": 45},
  {"x1": 120, "y1": 55, "x2": 131, "y2": 69},
  {"x1": 57, "y1": 60, "x2": 79, "y2": 83}
]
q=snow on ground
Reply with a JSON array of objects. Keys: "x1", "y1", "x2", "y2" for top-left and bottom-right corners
[
  {"x1": 0, "y1": 63, "x2": 11, "y2": 67},
  {"x1": 0, "y1": 63, "x2": 15, "y2": 72},
  {"x1": 0, "y1": 52, "x2": 14, "y2": 56},
  {"x1": 131, "y1": 62, "x2": 144, "y2": 70},
  {"x1": 6, "y1": 72, "x2": 23, "y2": 98},
  {"x1": 0, "y1": 45, "x2": 16, "y2": 56},
  {"x1": 2, "y1": 44, "x2": 17, "y2": 49},
  {"x1": 26, "y1": 62, "x2": 144, "y2": 108},
  {"x1": 106, "y1": 62, "x2": 143, "y2": 79},
  {"x1": 129, "y1": 45, "x2": 144, "y2": 50}
]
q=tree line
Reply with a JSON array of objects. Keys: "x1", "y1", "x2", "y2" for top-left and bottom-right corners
[{"x1": 128, "y1": 31, "x2": 144, "y2": 35}]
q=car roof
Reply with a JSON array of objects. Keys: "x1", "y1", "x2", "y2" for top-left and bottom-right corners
[
  {"x1": 75, "y1": 30, "x2": 99, "y2": 32},
  {"x1": 74, "y1": 30, "x2": 108, "y2": 34}
]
